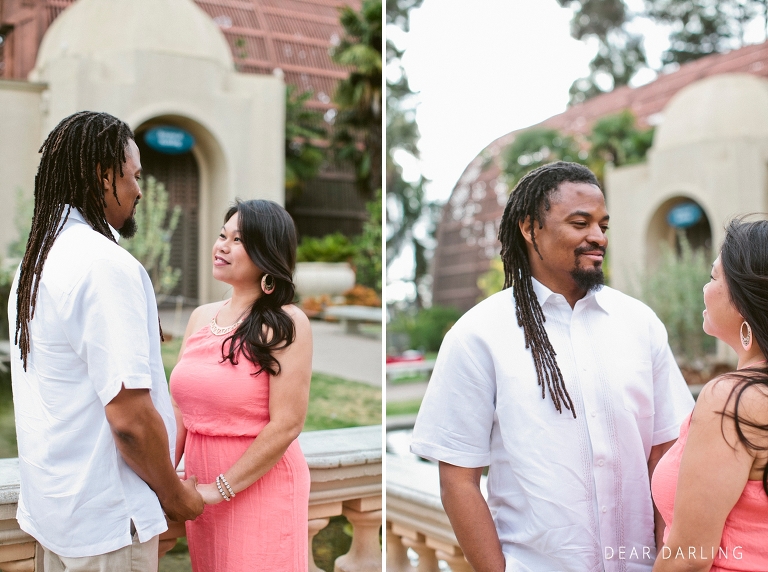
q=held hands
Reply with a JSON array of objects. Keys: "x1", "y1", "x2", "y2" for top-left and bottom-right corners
[
  {"x1": 163, "y1": 476, "x2": 205, "y2": 522},
  {"x1": 196, "y1": 481, "x2": 226, "y2": 505}
]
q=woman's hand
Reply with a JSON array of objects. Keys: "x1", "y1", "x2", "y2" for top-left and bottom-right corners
[{"x1": 196, "y1": 481, "x2": 226, "y2": 505}]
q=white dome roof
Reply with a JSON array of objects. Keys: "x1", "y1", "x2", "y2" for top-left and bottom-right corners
[
  {"x1": 654, "y1": 73, "x2": 768, "y2": 151},
  {"x1": 33, "y1": 0, "x2": 233, "y2": 75}
]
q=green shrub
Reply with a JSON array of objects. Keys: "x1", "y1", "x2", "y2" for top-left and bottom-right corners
[
  {"x1": 353, "y1": 190, "x2": 382, "y2": 293},
  {"x1": 122, "y1": 176, "x2": 182, "y2": 300},
  {"x1": 636, "y1": 233, "x2": 715, "y2": 364},
  {"x1": 0, "y1": 264, "x2": 14, "y2": 340},
  {"x1": 388, "y1": 305, "x2": 463, "y2": 353},
  {"x1": 296, "y1": 233, "x2": 357, "y2": 263}
]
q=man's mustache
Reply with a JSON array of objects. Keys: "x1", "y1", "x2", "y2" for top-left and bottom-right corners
[{"x1": 574, "y1": 245, "x2": 606, "y2": 256}]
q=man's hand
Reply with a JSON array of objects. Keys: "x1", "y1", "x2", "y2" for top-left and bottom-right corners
[
  {"x1": 163, "y1": 476, "x2": 204, "y2": 522},
  {"x1": 439, "y1": 462, "x2": 505, "y2": 572}
]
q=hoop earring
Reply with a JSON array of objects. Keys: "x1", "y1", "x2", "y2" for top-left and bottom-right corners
[
  {"x1": 740, "y1": 320, "x2": 753, "y2": 351},
  {"x1": 261, "y1": 274, "x2": 275, "y2": 295}
]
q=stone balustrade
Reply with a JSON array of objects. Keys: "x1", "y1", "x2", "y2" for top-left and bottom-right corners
[
  {"x1": 0, "y1": 425, "x2": 382, "y2": 572},
  {"x1": 387, "y1": 454, "x2": 488, "y2": 572}
]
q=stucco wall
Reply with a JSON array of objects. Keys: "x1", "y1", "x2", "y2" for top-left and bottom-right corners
[{"x1": 0, "y1": 80, "x2": 44, "y2": 261}]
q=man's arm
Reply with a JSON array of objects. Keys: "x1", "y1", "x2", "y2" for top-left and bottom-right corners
[
  {"x1": 648, "y1": 439, "x2": 675, "y2": 551},
  {"x1": 105, "y1": 386, "x2": 204, "y2": 522},
  {"x1": 439, "y1": 462, "x2": 505, "y2": 572}
]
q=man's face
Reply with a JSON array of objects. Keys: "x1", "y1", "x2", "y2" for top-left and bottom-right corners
[
  {"x1": 102, "y1": 138, "x2": 142, "y2": 238},
  {"x1": 520, "y1": 180, "x2": 609, "y2": 295}
]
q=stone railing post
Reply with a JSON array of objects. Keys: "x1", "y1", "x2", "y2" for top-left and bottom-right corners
[
  {"x1": 385, "y1": 521, "x2": 410, "y2": 571},
  {"x1": 300, "y1": 425, "x2": 382, "y2": 572}
]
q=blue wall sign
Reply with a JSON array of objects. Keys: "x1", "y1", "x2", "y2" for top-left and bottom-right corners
[
  {"x1": 667, "y1": 203, "x2": 703, "y2": 229},
  {"x1": 144, "y1": 126, "x2": 195, "y2": 155}
]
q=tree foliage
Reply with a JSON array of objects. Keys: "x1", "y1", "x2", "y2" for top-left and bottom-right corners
[
  {"x1": 122, "y1": 176, "x2": 182, "y2": 299},
  {"x1": 284, "y1": 85, "x2": 327, "y2": 202},
  {"x1": 503, "y1": 111, "x2": 653, "y2": 186},
  {"x1": 587, "y1": 110, "x2": 654, "y2": 180},
  {"x1": 503, "y1": 128, "x2": 586, "y2": 187},
  {"x1": 562, "y1": 0, "x2": 768, "y2": 104},
  {"x1": 558, "y1": 0, "x2": 646, "y2": 104},
  {"x1": 353, "y1": 189, "x2": 383, "y2": 293},
  {"x1": 331, "y1": 0, "x2": 382, "y2": 198},
  {"x1": 387, "y1": 0, "x2": 436, "y2": 308}
]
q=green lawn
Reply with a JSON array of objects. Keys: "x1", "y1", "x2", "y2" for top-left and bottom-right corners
[{"x1": 386, "y1": 398, "x2": 422, "y2": 417}]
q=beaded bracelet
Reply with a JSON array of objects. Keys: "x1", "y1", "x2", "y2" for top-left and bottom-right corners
[
  {"x1": 219, "y1": 474, "x2": 236, "y2": 498},
  {"x1": 215, "y1": 476, "x2": 231, "y2": 502}
]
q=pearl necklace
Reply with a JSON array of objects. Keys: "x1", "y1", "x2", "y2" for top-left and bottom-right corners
[{"x1": 209, "y1": 316, "x2": 243, "y2": 336}]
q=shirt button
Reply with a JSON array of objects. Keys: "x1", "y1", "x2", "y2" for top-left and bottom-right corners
[
  {"x1": 598, "y1": 460, "x2": 604, "y2": 467},
  {"x1": 602, "y1": 506, "x2": 607, "y2": 513},
  {"x1": 591, "y1": 411, "x2": 597, "y2": 417}
]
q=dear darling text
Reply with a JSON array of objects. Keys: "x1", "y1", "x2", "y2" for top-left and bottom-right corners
[{"x1": 604, "y1": 546, "x2": 744, "y2": 561}]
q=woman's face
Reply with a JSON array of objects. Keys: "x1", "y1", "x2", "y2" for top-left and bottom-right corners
[
  {"x1": 702, "y1": 256, "x2": 743, "y2": 347},
  {"x1": 212, "y1": 212, "x2": 262, "y2": 287}
]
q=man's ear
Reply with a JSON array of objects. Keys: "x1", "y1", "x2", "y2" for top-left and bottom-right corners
[
  {"x1": 519, "y1": 216, "x2": 534, "y2": 246},
  {"x1": 97, "y1": 164, "x2": 113, "y2": 192}
]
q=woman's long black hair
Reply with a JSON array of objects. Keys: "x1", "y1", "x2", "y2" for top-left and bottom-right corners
[
  {"x1": 718, "y1": 217, "x2": 768, "y2": 495},
  {"x1": 220, "y1": 200, "x2": 298, "y2": 377}
]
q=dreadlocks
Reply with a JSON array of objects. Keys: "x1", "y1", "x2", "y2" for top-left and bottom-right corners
[
  {"x1": 498, "y1": 161, "x2": 601, "y2": 418},
  {"x1": 15, "y1": 111, "x2": 135, "y2": 369}
]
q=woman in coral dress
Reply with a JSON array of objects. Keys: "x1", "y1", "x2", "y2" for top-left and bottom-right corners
[
  {"x1": 170, "y1": 199, "x2": 312, "y2": 572},
  {"x1": 651, "y1": 218, "x2": 768, "y2": 572}
]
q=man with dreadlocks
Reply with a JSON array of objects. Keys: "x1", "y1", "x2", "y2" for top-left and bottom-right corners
[
  {"x1": 6, "y1": 111, "x2": 204, "y2": 571},
  {"x1": 411, "y1": 162, "x2": 694, "y2": 572}
]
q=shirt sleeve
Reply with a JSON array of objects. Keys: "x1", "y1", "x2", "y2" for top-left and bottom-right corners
[
  {"x1": 62, "y1": 258, "x2": 154, "y2": 407},
  {"x1": 649, "y1": 313, "x2": 695, "y2": 445},
  {"x1": 410, "y1": 326, "x2": 496, "y2": 467}
]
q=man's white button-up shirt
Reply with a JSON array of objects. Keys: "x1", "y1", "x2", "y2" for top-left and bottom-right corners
[
  {"x1": 411, "y1": 280, "x2": 694, "y2": 572},
  {"x1": 7, "y1": 208, "x2": 176, "y2": 558}
]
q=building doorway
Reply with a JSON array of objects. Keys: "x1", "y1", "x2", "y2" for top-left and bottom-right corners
[{"x1": 136, "y1": 132, "x2": 200, "y2": 305}]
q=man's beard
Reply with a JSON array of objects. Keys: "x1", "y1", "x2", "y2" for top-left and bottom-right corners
[
  {"x1": 571, "y1": 266, "x2": 605, "y2": 292},
  {"x1": 118, "y1": 216, "x2": 138, "y2": 239},
  {"x1": 571, "y1": 245, "x2": 605, "y2": 292}
]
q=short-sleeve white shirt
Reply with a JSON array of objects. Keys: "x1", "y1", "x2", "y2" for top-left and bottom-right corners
[
  {"x1": 411, "y1": 280, "x2": 694, "y2": 572},
  {"x1": 7, "y1": 208, "x2": 176, "y2": 558}
]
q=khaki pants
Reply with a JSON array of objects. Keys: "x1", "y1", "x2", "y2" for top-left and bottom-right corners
[{"x1": 43, "y1": 530, "x2": 159, "y2": 572}]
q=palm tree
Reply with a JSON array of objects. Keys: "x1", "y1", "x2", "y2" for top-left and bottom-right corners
[{"x1": 331, "y1": 0, "x2": 382, "y2": 198}]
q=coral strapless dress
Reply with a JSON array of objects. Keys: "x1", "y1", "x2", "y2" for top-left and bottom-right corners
[
  {"x1": 170, "y1": 325, "x2": 310, "y2": 572},
  {"x1": 651, "y1": 412, "x2": 768, "y2": 571}
]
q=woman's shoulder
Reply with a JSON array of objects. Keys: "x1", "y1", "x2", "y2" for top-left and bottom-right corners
[
  {"x1": 186, "y1": 301, "x2": 227, "y2": 334},
  {"x1": 699, "y1": 371, "x2": 768, "y2": 427},
  {"x1": 283, "y1": 304, "x2": 311, "y2": 331}
]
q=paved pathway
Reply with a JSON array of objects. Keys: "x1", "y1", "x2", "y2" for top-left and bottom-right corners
[{"x1": 158, "y1": 308, "x2": 381, "y2": 387}]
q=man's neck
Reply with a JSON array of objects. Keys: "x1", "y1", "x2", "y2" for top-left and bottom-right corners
[{"x1": 531, "y1": 273, "x2": 586, "y2": 309}]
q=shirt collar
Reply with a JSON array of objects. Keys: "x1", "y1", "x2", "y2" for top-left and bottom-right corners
[
  {"x1": 530, "y1": 276, "x2": 610, "y2": 314},
  {"x1": 64, "y1": 206, "x2": 120, "y2": 242}
]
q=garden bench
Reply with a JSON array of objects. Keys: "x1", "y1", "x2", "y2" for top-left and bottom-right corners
[{"x1": 324, "y1": 305, "x2": 381, "y2": 335}]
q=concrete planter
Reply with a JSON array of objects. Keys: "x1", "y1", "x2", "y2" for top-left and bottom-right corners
[{"x1": 294, "y1": 262, "x2": 355, "y2": 297}]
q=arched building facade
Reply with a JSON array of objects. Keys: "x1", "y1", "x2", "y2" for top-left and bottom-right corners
[{"x1": 0, "y1": 0, "x2": 361, "y2": 305}]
